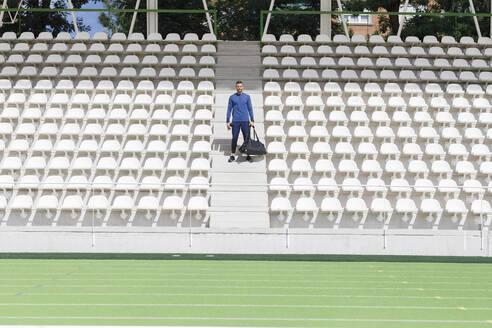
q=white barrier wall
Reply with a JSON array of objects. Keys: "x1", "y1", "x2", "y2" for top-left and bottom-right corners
[{"x1": 0, "y1": 227, "x2": 490, "y2": 256}]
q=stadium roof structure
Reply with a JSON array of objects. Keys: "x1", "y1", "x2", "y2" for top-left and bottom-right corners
[
  {"x1": 0, "y1": 0, "x2": 215, "y2": 36},
  {"x1": 129, "y1": 0, "x2": 214, "y2": 36}
]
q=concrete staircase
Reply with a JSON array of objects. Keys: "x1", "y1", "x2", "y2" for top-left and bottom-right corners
[{"x1": 209, "y1": 41, "x2": 270, "y2": 228}]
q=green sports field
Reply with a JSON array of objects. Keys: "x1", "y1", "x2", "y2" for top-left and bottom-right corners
[{"x1": 0, "y1": 256, "x2": 492, "y2": 327}]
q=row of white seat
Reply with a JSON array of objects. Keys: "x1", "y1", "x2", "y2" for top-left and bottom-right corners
[
  {"x1": 267, "y1": 176, "x2": 492, "y2": 195},
  {"x1": 261, "y1": 44, "x2": 492, "y2": 58},
  {"x1": 265, "y1": 124, "x2": 491, "y2": 145},
  {"x1": 267, "y1": 141, "x2": 491, "y2": 170},
  {"x1": 0, "y1": 31, "x2": 217, "y2": 42},
  {"x1": 264, "y1": 82, "x2": 492, "y2": 98},
  {"x1": 1, "y1": 93, "x2": 213, "y2": 107},
  {"x1": 2, "y1": 121, "x2": 211, "y2": 141},
  {"x1": 0, "y1": 80, "x2": 214, "y2": 95},
  {"x1": 269, "y1": 195, "x2": 492, "y2": 224},
  {"x1": 263, "y1": 56, "x2": 490, "y2": 71},
  {"x1": 266, "y1": 109, "x2": 491, "y2": 127},
  {"x1": 1, "y1": 107, "x2": 213, "y2": 126},
  {"x1": 1, "y1": 136, "x2": 212, "y2": 155},
  {"x1": 264, "y1": 95, "x2": 492, "y2": 112},
  {"x1": 2, "y1": 176, "x2": 489, "y2": 198},
  {"x1": 265, "y1": 110, "x2": 492, "y2": 130},
  {"x1": 0, "y1": 155, "x2": 211, "y2": 175},
  {"x1": 0, "y1": 173, "x2": 209, "y2": 190},
  {"x1": 0, "y1": 66, "x2": 215, "y2": 80},
  {"x1": 2, "y1": 123, "x2": 211, "y2": 145},
  {"x1": 262, "y1": 34, "x2": 489, "y2": 47},
  {"x1": 263, "y1": 68, "x2": 492, "y2": 84},
  {"x1": 0, "y1": 43, "x2": 217, "y2": 55},
  {"x1": 265, "y1": 155, "x2": 492, "y2": 178},
  {"x1": 1, "y1": 119, "x2": 212, "y2": 138},
  {"x1": 0, "y1": 54, "x2": 215, "y2": 66},
  {"x1": 0, "y1": 193, "x2": 209, "y2": 221}
]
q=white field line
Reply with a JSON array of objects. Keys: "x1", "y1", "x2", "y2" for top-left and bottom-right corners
[
  {"x1": 0, "y1": 316, "x2": 487, "y2": 324},
  {"x1": 1, "y1": 292, "x2": 492, "y2": 300},
  {"x1": 0, "y1": 277, "x2": 491, "y2": 286},
  {"x1": 0, "y1": 272, "x2": 490, "y2": 280},
  {"x1": 0, "y1": 326, "x2": 289, "y2": 328},
  {"x1": 0, "y1": 303, "x2": 491, "y2": 311},
  {"x1": 0, "y1": 266, "x2": 492, "y2": 280},
  {"x1": 0, "y1": 262, "x2": 490, "y2": 274},
  {"x1": 0, "y1": 259, "x2": 488, "y2": 265},
  {"x1": 1, "y1": 284, "x2": 491, "y2": 292}
]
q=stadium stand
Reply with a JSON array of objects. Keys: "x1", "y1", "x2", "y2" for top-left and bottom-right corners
[
  {"x1": 262, "y1": 33, "x2": 492, "y2": 230},
  {"x1": 0, "y1": 29, "x2": 490, "y2": 235},
  {"x1": 0, "y1": 31, "x2": 216, "y2": 227}
]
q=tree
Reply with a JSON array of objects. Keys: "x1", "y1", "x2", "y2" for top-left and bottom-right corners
[
  {"x1": 343, "y1": 0, "x2": 491, "y2": 39},
  {"x1": 0, "y1": 0, "x2": 90, "y2": 35},
  {"x1": 401, "y1": 0, "x2": 491, "y2": 40},
  {"x1": 343, "y1": 0, "x2": 424, "y2": 35},
  {"x1": 98, "y1": 0, "x2": 342, "y2": 40},
  {"x1": 98, "y1": 0, "x2": 209, "y2": 37},
  {"x1": 214, "y1": 0, "x2": 326, "y2": 40}
]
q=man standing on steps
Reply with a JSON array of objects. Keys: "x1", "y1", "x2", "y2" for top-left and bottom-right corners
[{"x1": 226, "y1": 80, "x2": 255, "y2": 163}]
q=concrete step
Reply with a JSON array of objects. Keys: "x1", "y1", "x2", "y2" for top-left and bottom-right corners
[
  {"x1": 210, "y1": 40, "x2": 268, "y2": 230},
  {"x1": 211, "y1": 154, "x2": 266, "y2": 173},
  {"x1": 210, "y1": 191, "x2": 268, "y2": 207},
  {"x1": 218, "y1": 41, "x2": 260, "y2": 50},
  {"x1": 217, "y1": 50, "x2": 260, "y2": 56},
  {"x1": 212, "y1": 122, "x2": 265, "y2": 140},
  {"x1": 216, "y1": 79, "x2": 262, "y2": 90},
  {"x1": 216, "y1": 68, "x2": 261, "y2": 79},
  {"x1": 217, "y1": 55, "x2": 261, "y2": 66},
  {"x1": 217, "y1": 49, "x2": 260, "y2": 55},
  {"x1": 209, "y1": 211, "x2": 270, "y2": 229},
  {"x1": 211, "y1": 172, "x2": 267, "y2": 189},
  {"x1": 218, "y1": 41, "x2": 259, "y2": 46}
]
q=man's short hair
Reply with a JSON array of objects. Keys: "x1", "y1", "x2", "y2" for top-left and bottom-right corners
[{"x1": 236, "y1": 80, "x2": 243, "y2": 85}]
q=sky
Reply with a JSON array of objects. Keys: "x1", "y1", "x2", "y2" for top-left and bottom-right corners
[{"x1": 79, "y1": 1, "x2": 106, "y2": 35}]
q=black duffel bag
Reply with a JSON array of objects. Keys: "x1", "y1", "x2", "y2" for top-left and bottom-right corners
[{"x1": 239, "y1": 126, "x2": 267, "y2": 155}]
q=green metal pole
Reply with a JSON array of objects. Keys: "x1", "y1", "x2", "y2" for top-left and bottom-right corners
[
  {"x1": 260, "y1": 10, "x2": 264, "y2": 45},
  {"x1": 0, "y1": 7, "x2": 489, "y2": 17},
  {"x1": 257, "y1": 9, "x2": 492, "y2": 18},
  {"x1": 213, "y1": 10, "x2": 217, "y2": 37},
  {"x1": 0, "y1": 8, "x2": 218, "y2": 14}
]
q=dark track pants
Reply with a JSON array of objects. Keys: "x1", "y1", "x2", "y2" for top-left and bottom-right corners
[{"x1": 231, "y1": 121, "x2": 250, "y2": 154}]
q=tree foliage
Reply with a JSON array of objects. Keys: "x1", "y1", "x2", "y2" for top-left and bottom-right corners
[
  {"x1": 98, "y1": 0, "x2": 208, "y2": 37},
  {"x1": 401, "y1": 0, "x2": 491, "y2": 40},
  {"x1": 343, "y1": 0, "x2": 424, "y2": 35},
  {"x1": 0, "y1": 0, "x2": 90, "y2": 35},
  {"x1": 343, "y1": 0, "x2": 491, "y2": 39},
  {"x1": 214, "y1": 0, "x2": 326, "y2": 40},
  {"x1": 98, "y1": 0, "x2": 342, "y2": 40}
]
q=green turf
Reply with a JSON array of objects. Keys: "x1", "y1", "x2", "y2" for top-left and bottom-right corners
[{"x1": 0, "y1": 259, "x2": 492, "y2": 327}]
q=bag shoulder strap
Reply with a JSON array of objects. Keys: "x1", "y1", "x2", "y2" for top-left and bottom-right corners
[{"x1": 250, "y1": 126, "x2": 260, "y2": 141}]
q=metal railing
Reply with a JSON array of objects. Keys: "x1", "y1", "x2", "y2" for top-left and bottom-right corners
[
  {"x1": 1, "y1": 181, "x2": 491, "y2": 189},
  {"x1": 1, "y1": 180, "x2": 490, "y2": 251},
  {"x1": 259, "y1": 9, "x2": 492, "y2": 43}
]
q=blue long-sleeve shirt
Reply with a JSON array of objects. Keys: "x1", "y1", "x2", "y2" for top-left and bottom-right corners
[{"x1": 226, "y1": 93, "x2": 254, "y2": 123}]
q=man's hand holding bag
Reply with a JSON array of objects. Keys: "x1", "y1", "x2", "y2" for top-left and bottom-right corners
[{"x1": 239, "y1": 126, "x2": 267, "y2": 156}]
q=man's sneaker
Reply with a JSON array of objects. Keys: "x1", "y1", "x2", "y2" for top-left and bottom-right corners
[
  {"x1": 246, "y1": 155, "x2": 253, "y2": 163},
  {"x1": 228, "y1": 155, "x2": 235, "y2": 162}
]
